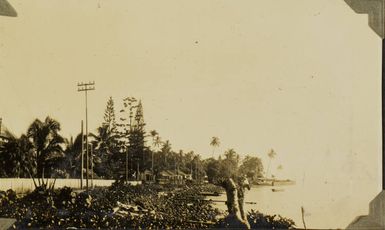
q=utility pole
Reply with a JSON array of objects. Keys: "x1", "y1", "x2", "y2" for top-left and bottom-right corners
[
  {"x1": 122, "y1": 97, "x2": 137, "y2": 182},
  {"x1": 195, "y1": 160, "x2": 198, "y2": 182},
  {"x1": 152, "y1": 149, "x2": 154, "y2": 181},
  {"x1": 126, "y1": 146, "x2": 129, "y2": 182},
  {"x1": 81, "y1": 120, "x2": 84, "y2": 189},
  {"x1": 0, "y1": 117, "x2": 3, "y2": 144},
  {"x1": 90, "y1": 144, "x2": 94, "y2": 188},
  {"x1": 78, "y1": 81, "x2": 95, "y2": 191},
  {"x1": 0, "y1": 117, "x2": 2, "y2": 137}
]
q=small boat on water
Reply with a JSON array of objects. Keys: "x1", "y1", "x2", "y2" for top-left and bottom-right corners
[
  {"x1": 271, "y1": 188, "x2": 284, "y2": 192},
  {"x1": 256, "y1": 178, "x2": 296, "y2": 186}
]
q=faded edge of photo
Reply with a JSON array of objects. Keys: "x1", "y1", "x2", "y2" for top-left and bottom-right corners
[
  {"x1": 0, "y1": 0, "x2": 17, "y2": 17},
  {"x1": 344, "y1": 0, "x2": 384, "y2": 229}
]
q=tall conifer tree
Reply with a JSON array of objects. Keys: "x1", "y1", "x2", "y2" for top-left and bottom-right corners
[{"x1": 129, "y1": 100, "x2": 147, "y2": 178}]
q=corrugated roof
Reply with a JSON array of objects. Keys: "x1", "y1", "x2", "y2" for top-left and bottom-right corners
[
  {"x1": 159, "y1": 170, "x2": 174, "y2": 177},
  {"x1": 159, "y1": 170, "x2": 189, "y2": 177}
]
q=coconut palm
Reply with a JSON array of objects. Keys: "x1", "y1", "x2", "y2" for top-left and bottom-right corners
[
  {"x1": 149, "y1": 130, "x2": 159, "y2": 178},
  {"x1": 185, "y1": 151, "x2": 195, "y2": 176},
  {"x1": 0, "y1": 134, "x2": 20, "y2": 177},
  {"x1": 17, "y1": 134, "x2": 36, "y2": 178},
  {"x1": 92, "y1": 123, "x2": 120, "y2": 179},
  {"x1": 27, "y1": 116, "x2": 65, "y2": 180},
  {"x1": 177, "y1": 149, "x2": 184, "y2": 172},
  {"x1": 62, "y1": 134, "x2": 84, "y2": 178},
  {"x1": 210, "y1": 136, "x2": 220, "y2": 158},
  {"x1": 161, "y1": 140, "x2": 172, "y2": 165},
  {"x1": 224, "y1": 148, "x2": 238, "y2": 161},
  {"x1": 149, "y1": 130, "x2": 159, "y2": 150},
  {"x1": 154, "y1": 135, "x2": 162, "y2": 149},
  {"x1": 0, "y1": 134, "x2": 35, "y2": 178},
  {"x1": 266, "y1": 149, "x2": 277, "y2": 178},
  {"x1": 223, "y1": 148, "x2": 239, "y2": 179}
]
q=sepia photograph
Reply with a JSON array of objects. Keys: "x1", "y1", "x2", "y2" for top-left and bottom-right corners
[{"x1": 0, "y1": 0, "x2": 384, "y2": 229}]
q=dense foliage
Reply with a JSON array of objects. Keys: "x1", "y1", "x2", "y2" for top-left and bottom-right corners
[
  {"x1": 204, "y1": 151, "x2": 264, "y2": 184},
  {"x1": 0, "y1": 184, "x2": 295, "y2": 229},
  {"x1": 0, "y1": 184, "x2": 223, "y2": 229},
  {"x1": 0, "y1": 117, "x2": 64, "y2": 181},
  {"x1": 0, "y1": 97, "x2": 265, "y2": 182}
]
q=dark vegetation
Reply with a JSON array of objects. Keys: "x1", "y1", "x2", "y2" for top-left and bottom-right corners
[
  {"x1": 0, "y1": 97, "x2": 265, "y2": 183},
  {"x1": 0, "y1": 183, "x2": 295, "y2": 229},
  {"x1": 0, "y1": 96, "x2": 295, "y2": 229}
]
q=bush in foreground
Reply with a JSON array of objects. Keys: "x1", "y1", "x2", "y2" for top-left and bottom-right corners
[
  {"x1": 247, "y1": 209, "x2": 296, "y2": 229},
  {"x1": 0, "y1": 184, "x2": 295, "y2": 229}
]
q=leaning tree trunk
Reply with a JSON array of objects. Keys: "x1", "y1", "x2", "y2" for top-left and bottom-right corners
[
  {"x1": 27, "y1": 168, "x2": 38, "y2": 189},
  {"x1": 220, "y1": 178, "x2": 250, "y2": 229}
]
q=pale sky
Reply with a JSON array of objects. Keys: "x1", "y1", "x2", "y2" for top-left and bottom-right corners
[{"x1": 0, "y1": 0, "x2": 382, "y2": 187}]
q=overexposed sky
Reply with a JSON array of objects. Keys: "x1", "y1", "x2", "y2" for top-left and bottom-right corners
[{"x1": 0, "y1": 0, "x2": 382, "y2": 185}]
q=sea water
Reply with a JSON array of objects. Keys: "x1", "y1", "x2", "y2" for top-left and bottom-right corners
[{"x1": 213, "y1": 179, "x2": 380, "y2": 229}]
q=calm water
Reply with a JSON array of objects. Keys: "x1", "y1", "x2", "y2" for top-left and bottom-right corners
[{"x1": 213, "y1": 180, "x2": 380, "y2": 229}]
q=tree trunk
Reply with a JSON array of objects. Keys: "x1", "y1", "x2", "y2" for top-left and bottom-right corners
[
  {"x1": 42, "y1": 166, "x2": 45, "y2": 180},
  {"x1": 27, "y1": 169, "x2": 38, "y2": 189},
  {"x1": 220, "y1": 178, "x2": 250, "y2": 229},
  {"x1": 266, "y1": 158, "x2": 272, "y2": 178}
]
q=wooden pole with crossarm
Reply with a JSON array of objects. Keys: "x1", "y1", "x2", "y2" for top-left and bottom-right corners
[{"x1": 78, "y1": 82, "x2": 95, "y2": 191}]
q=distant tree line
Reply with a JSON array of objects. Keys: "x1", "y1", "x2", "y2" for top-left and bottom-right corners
[
  {"x1": 204, "y1": 148, "x2": 264, "y2": 184},
  {"x1": 0, "y1": 97, "x2": 266, "y2": 183}
]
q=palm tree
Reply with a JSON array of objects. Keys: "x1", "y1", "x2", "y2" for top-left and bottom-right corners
[
  {"x1": 223, "y1": 148, "x2": 239, "y2": 178},
  {"x1": 92, "y1": 123, "x2": 120, "y2": 179},
  {"x1": 0, "y1": 134, "x2": 35, "y2": 178},
  {"x1": 17, "y1": 134, "x2": 36, "y2": 178},
  {"x1": 0, "y1": 134, "x2": 20, "y2": 177},
  {"x1": 210, "y1": 136, "x2": 220, "y2": 158},
  {"x1": 266, "y1": 149, "x2": 277, "y2": 178},
  {"x1": 149, "y1": 130, "x2": 158, "y2": 143},
  {"x1": 177, "y1": 150, "x2": 184, "y2": 172},
  {"x1": 185, "y1": 151, "x2": 194, "y2": 176},
  {"x1": 193, "y1": 154, "x2": 201, "y2": 181},
  {"x1": 27, "y1": 116, "x2": 64, "y2": 180},
  {"x1": 224, "y1": 148, "x2": 238, "y2": 161},
  {"x1": 149, "y1": 130, "x2": 159, "y2": 178},
  {"x1": 62, "y1": 134, "x2": 84, "y2": 178},
  {"x1": 162, "y1": 140, "x2": 171, "y2": 164},
  {"x1": 154, "y1": 135, "x2": 162, "y2": 149}
]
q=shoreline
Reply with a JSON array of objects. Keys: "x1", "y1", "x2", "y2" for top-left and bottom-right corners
[{"x1": 0, "y1": 182, "x2": 296, "y2": 229}]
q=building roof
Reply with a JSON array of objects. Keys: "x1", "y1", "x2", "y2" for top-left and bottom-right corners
[
  {"x1": 176, "y1": 169, "x2": 188, "y2": 176},
  {"x1": 159, "y1": 170, "x2": 175, "y2": 177},
  {"x1": 159, "y1": 170, "x2": 190, "y2": 177}
]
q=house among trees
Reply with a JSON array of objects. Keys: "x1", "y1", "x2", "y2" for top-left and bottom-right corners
[
  {"x1": 157, "y1": 170, "x2": 191, "y2": 185},
  {"x1": 140, "y1": 169, "x2": 153, "y2": 181},
  {"x1": 176, "y1": 170, "x2": 192, "y2": 182}
]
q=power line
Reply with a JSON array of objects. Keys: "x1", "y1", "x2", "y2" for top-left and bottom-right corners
[
  {"x1": 81, "y1": 120, "x2": 84, "y2": 189},
  {"x1": 77, "y1": 81, "x2": 95, "y2": 191},
  {"x1": 0, "y1": 117, "x2": 3, "y2": 143}
]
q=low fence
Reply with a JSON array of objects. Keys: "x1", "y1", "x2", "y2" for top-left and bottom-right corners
[{"x1": 0, "y1": 178, "x2": 142, "y2": 193}]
